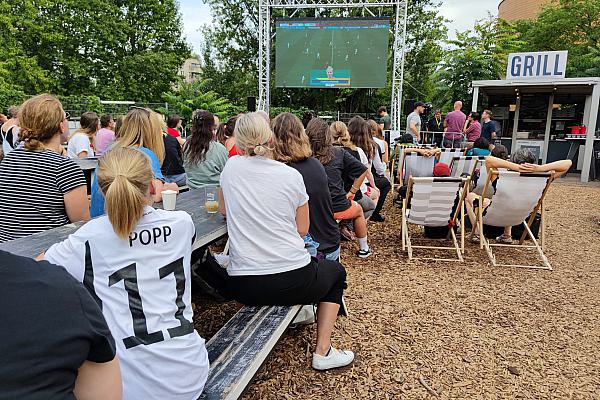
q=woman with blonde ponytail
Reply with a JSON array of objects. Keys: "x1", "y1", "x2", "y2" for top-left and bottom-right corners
[
  {"x1": 44, "y1": 146, "x2": 209, "y2": 399},
  {"x1": 0, "y1": 94, "x2": 89, "y2": 242},
  {"x1": 216, "y1": 112, "x2": 355, "y2": 372}
]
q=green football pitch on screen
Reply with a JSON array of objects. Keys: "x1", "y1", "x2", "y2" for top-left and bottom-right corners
[{"x1": 275, "y1": 18, "x2": 390, "y2": 88}]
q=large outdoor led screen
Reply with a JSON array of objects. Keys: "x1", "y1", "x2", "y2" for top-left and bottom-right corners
[{"x1": 275, "y1": 18, "x2": 390, "y2": 88}]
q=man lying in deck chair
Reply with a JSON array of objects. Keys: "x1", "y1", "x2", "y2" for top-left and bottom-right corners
[
  {"x1": 465, "y1": 149, "x2": 571, "y2": 269},
  {"x1": 401, "y1": 172, "x2": 470, "y2": 262}
]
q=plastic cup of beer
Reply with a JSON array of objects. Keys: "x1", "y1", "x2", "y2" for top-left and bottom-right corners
[
  {"x1": 205, "y1": 187, "x2": 219, "y2": 214},
  {"x1": 161, "y1": 189, "x2": 177, "y2": 211}
]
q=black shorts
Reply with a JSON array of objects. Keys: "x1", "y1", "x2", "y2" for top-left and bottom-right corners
[{"x1": 229, "y1": 259, "x2": 347, "y2": 307}]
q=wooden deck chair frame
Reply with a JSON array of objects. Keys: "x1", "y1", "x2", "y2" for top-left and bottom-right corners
[
  {"x1": 449, "y1": 156, "x2": 486, "y2": 178},
  {"x1": 401, "y1": 176, "x2": 471, "y2": 262},
  {"x1": 473, "y1": 169, "x2": 554, "y2": 270}
]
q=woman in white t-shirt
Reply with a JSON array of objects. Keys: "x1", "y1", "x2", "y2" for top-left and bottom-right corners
[
  {"x1": 68, "y1": 111, "x2": 98, "y2": 158},
  {"x1": 218, "y1": 112, "x2": 354, "y2": 371},
  {"x1": 42, "y1": 147, "x2": 209, "y2": 399}
]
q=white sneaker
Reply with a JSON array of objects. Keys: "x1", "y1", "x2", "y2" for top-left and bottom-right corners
[
  {"x1": 291, "y1": 304, "x2": 316, "y2": 326},
  {"x1": 312, "y1": 347, "x2": 355, "y2": 371}
]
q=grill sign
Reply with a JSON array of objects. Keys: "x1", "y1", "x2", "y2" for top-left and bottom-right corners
[{"x1": 506, "y1": 51, "x2": 568, "y2": 80}]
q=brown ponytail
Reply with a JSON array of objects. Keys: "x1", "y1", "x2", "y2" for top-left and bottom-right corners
[{"x1": 97, "y1": 147, "x2": 153, "y2": 240}]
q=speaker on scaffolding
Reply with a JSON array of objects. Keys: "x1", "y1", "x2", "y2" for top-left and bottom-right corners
[
  {"x1": 403, "y1": 99, "x2": 415, "y2": 116},
  {"x1": 247, "y1": 96, "x2": 256, "y2": 112}
]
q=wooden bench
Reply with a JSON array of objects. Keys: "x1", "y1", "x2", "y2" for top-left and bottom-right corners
[{"x1": 199, "y1": 305, "x2": 302, "y2": 400}]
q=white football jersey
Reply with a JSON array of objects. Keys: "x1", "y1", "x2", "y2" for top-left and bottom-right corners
[{"x1": 45, "y1": 206, "x2": 209, "y2": 400}]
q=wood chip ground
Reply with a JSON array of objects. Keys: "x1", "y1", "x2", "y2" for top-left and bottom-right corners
[{"x1": 193, "y1": 181, "x2": 600, "y2": 399}]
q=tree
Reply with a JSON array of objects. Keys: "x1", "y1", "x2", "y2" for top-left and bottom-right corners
[
  {"x1": 159, "y1": 79, "x2": 242, "y2": 123},
  {"x1": 433, "y1": 17, "x2": 523, "y2": 111},
  {"x1": 513, "y1": 0, "x2": 600, "y2": 78},
  {"x1": 3, "y1": 0, "x2": 190, "y2": 101}
]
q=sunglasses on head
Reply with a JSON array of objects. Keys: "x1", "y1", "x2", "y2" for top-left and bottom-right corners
[{"x1": 129, "y1": 106, "x2": 151, "y2": 114}]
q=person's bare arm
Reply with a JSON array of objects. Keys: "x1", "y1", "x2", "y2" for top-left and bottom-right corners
[
  {"x1": 410, "y1": 122, "x2": 420, "y2": 141},
  {"x1": 218, "y1": 187, "x2": 226, "y2": 216},
  {"x1": 74, "y1": 358, "x2": 122, "y2": 400},
  {"x1": 378, "y1": 122, "x2": 384, "y2": 131},
  {"x1": 522, "y1": 159, "x2": 572, "y2": 177},
  {"x1": 64, "y1": 186, "x2": 90, "y2": 223},
  {"x1": 383, "y1": 142, "x2": 389, "y2": 164},
  {"x1": 484, "y1": 155, "x2": 522, "y2": 172},
  {"x1": 348, "y1": 170, "x2": 368, "y2": 200},
  {"x1": 176, "y1": 136, "x2": 185, "y2": 147},
  {"x1": 365, "y1": 168, "x2": 378, "y2": 191},
  {"x1": 295, "y1": 202, "x2": 309, "y2": 237}
]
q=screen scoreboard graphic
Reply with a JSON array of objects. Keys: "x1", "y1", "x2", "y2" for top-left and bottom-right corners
[{"x1": 275, "y1": 18, "x2": 390, "y2": 89}]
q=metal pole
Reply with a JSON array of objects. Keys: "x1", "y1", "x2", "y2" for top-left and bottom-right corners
[
  {"x1": 581, "y1": 83, "x2": 600, "y2": 182},
  {"x1": 511, "y1": 96, "x2": 521, "y2": 154},
  {"x1": 471, "y1": 86, "x2": 479, "y2": 113},
  {"x1": 542, "y1": 93, "x2": 554, "y2": 164}
]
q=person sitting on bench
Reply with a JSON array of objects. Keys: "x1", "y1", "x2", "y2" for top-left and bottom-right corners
[
  {"x1": 1, "y1": 250, "x2": 121, "y2": 400},
  {"x1": 466, "y1": 149, "x2": 572, "y2": 243},
  {"x1": 271, "y1": 112, "x2": 341, "y2": 261},
  {"x1": 42, "y1": 147, "x2": 210, "y2": 399},
  {"x1": 219, "y1": 112, "x2": 355, "y2": 371}
]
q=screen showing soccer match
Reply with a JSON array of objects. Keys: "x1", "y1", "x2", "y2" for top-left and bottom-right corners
[{"x1": 275, "y1": 18, "x2": 390, "y2": 88}]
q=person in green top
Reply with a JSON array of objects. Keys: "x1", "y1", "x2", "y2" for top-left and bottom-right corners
[
  {"x1": 183, "y1": 110, "x2": 229, "y2": 188},
  {"x1": 377, "y1": 106, "x2": 391, "y2": 131}
]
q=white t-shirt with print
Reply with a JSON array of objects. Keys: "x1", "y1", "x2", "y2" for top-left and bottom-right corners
[
  {"x1": 67, "y1": 133, "x2": 95, "y2": 158},
  {"x1": 220, "y1": 155, "x2": 310, "y2": 276},
  {"x1": 356, "y1": 147, "x2": 372, "y2": 194},
  {"x1": 372, "y1": 137, "x2": 387, "y2": 176},
  {"x1": 45, "y1": 207, "x2": 209, "y2": 400}
]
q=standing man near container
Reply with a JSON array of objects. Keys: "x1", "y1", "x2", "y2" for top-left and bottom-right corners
[
  {"x1": 406, "y1": 101, "x2": 425, "y2": 144},
  {"x1": 443, "y1": 101, "x2": 466, "y2": 148},
  {"x1": 481, "y1": 109, "x2": 500, "y2": 141},
  {"x1": 378, "y1": 106, "x2": 391, "y2": 131}
]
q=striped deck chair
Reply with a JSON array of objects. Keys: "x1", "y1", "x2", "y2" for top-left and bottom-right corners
[
  {"x1": 449, "y1": 156, "x2": 486, "y2": 178},
  {"x1": 438, "y1": 148, "x2": 465, "y2": 165},
  {"x1": 390, "y1": 145, "x2": 418, "y2": 191},
  {"x1": 402, "y1": 176, "x2": 470, "y2": 262},
  {"x1": 399, "y1": 152, "x2": 436, "y2": 187},
  {"x1": 473, "y1": 169, "x2": 554, "y2": 270}
]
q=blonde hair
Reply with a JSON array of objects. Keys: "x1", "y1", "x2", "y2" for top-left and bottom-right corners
[
  {"x1": 18, "y1": 94, "x2": 65, "y2": 151},
  {"x1": 234, "y1": 112, "x2": 273, "y2": 157},
  {"x1": 115, "y1": 108, "x2": 165, "y2": 164},
  {"x1": 97, "y1": 147, "x2": 153, "y2": 240},
  {"x1": 329, "y1": 121, "x2": 355, "y2": 150},
  {"x1": 271, "y1": 112, "x2": 312, "y2": 163}
]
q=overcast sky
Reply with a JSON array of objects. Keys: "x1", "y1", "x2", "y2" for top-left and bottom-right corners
[{"x1": 179, "y1": 0, "x2": 499, "y2": 53}]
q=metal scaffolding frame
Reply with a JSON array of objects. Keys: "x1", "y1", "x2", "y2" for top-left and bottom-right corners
[{"x1": 257, "y1": 0, "x2": 408, "y2": 130}]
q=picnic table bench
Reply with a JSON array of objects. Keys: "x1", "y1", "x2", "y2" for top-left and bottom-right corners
[{"x1": 0, "y1": 189, "x2": 300, "y2": 400}]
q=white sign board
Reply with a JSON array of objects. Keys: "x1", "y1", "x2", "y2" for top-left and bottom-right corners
[
  {"x1": 515, "y1": 140, "x2": 544, "y2": 160},
  {"x1": 506, "y1": 51, "x2": 568, "y2": 80}
]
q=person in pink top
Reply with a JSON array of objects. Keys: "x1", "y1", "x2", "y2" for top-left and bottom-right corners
[
  {"x1": 95, "y1": 114, "x2": 115, "y2": 156},
  {"x1": 443, "y1": 101, "x2": 466, "y2": 148},
  {"x1": 464, "y1": 111, "x2": 481, "y2": 143}
]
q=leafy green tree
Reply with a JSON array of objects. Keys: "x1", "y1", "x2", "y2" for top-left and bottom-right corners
[
  {"x1": 433, "y1": 16, "x2": 523, "y2": 110},
  {"x1": 513, "y1": 0, "x2": 600, "y2": 78},
  {"x1": 159, "y1": 79, "x2": 242, "y2": 122},
  {"x1": 3, "y1": 0, "x2": 189, "y2": 101}
]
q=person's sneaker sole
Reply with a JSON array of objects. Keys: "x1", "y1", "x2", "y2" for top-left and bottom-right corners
[{"x1": 357, "y1": 250, "x2": 373, "y2": 259}]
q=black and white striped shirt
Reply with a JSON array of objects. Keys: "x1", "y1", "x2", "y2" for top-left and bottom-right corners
[{"x1": 0, "y1": 148, "x2": 86, "y2": 242}]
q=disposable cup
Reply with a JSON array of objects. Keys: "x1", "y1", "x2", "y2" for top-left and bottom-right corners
[{"x1": 161, "y1": 190, "x2": 177, "y2": 211}]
